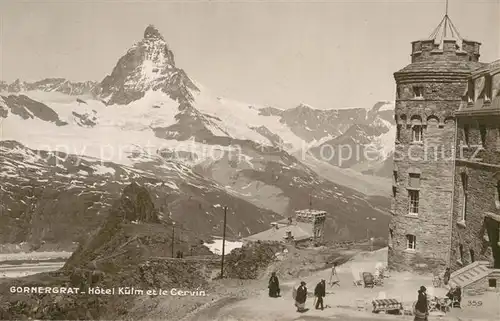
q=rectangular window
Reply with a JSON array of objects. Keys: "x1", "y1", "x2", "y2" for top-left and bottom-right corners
[
  {"x1": 484, "y1": 75, "x2": 492, "y2": 102},
  {"x1": 463, "y1": 124, "x2": 470, "y2": 145},
  {"x1": 489, "y1": 279, "x2": 497, "y2": 288},
  {"x1": 459, "y1": 244, "x2": 465, "y2": 263},
  {"x1": 467, "y1": 79, "x2": 474, "y2": 103},
  {"x1": 412, "y1": 125, "x2": 423, "y2": 142},
  {"x1": 413, "y1": 86, "x2": 424, "y2": 99},
  {"x1": 408, "y1": 190, "x2": 419, "y2": 214},
  {"x1": 396, "y1": 125, "x2": 402, "y2": 142},
  {"x1": 480, "y1": 125, "x2": 487, "y2": 146},
  {"x1": 470, "y1": 249, "x2": 475, "y2": 263},
  {"x1": 406, "y1": 234, "x2": 416, "y2": 250}
]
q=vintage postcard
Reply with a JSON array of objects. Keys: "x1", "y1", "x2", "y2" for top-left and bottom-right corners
[{"x1": 0, "y1": 0, "x2": 499, "y2": 320}]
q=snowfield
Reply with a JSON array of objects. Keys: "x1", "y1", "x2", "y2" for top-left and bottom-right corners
[
  {"x1": 0, "y1": 91, "x2": 269, "y2": 167},
  {"x1": 203, "y1": 239, "x2": 243, "y2": 255}
]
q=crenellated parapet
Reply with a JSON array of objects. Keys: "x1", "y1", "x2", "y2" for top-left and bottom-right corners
[{"x1": 410, "y1": 38, "x2": 480, "y2": 64}]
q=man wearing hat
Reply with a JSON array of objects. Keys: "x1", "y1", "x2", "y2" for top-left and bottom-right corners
[
  {"x1": 295, "y1": 281, "x2": 308, "y2": 312},
  {"x1": 314, "y1": 279, "x2": 326, "y2": 310}
]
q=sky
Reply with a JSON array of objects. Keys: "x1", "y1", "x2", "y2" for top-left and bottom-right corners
[{"x1": 0, "y1": 0, "x2": 498, "y2": 110}]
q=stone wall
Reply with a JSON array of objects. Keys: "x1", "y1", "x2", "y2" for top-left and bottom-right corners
[
  {"x1": 450, "y1": 114, "x2": 500, "y2": 271},
  {"x1": 410, "y1": 39, "x2": 480, "y2": 63},
  {"x1": 463, "y1": 272, "x2": 500, "y2": 297},
  {"x1": 389, "y1": 68, "x2": 470, "y2": 272},
  {"x1": 396, "y1": 83, "x2": 467, "y2": 102}
]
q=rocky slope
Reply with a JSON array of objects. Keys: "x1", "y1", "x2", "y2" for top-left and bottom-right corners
[
  {"x1": 63, "y1": 182, "x2": 206, "y2": 270},
  {"x1": 307, "y1": 103, "x2": 395, "y2": 175},
  {"x1": 0, "y1": 183, "x2": 213, "y2": 320},
  {"x1": 0, "y1": 140, "x2": 285, "y2": 247}
]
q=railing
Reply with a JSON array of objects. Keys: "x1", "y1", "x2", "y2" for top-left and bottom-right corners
[
  {"x1": 450, "y1": 260, "x2": 490, "y2": 279},
  {"x1": 150, "y1": 256, "x2": 221, "y2": 263}
]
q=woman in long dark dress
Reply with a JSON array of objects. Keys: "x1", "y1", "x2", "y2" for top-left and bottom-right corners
[
  {"x1": 414, "y1": 286, "x2": 429, "y2": 321},
  {"x1": 268, "y1": 272, "x2": 280, "y2": 297}
]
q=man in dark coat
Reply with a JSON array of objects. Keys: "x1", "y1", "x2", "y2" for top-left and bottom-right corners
[
  {"x1": 314, "y1": 279, "x2": 326, "y2": 310},
  {"x1": 443, "y1": 267, "x2": 451, "y2": 286},
  {"x1": 295, "y1": 281, "x2": 308, "y2": 312},
  {"x1": 268, "y1": 272, "x2": 280, "y2": 297}
]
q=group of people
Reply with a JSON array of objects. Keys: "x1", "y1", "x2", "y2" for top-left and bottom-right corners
[
  {"x1": 413, "y1": 284, "x2": 462, "y2": 321},
  {"x1": 293, "y1": 279, "x2": 327, "y2": 312},
  {"x1": 268, "y1": 272, "x2": 328, "y2": 313},
  {"x1": 268, "y1": 263, "x2": 463, "y2": 319}
]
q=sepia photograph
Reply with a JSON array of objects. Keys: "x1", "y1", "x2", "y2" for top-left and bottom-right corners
[{"x1": 0, "y1": 0, "x2": 499, "y2": 320}]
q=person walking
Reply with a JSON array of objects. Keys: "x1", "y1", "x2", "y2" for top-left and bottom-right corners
[
  {"x1": 314, "y1": 279, "x2": 326, "y2": 310},
  {"x1": 414, "y1": 286, "x2": 429, "y2": 321},
  {"x1": 329, "y1": 262, "x2": 339, "y2": 287},
  {"x1": 268, "y1": 272, "x2": 280, "y2": 298},
  {"x1": 295, "y1": 281, "x2": 308, "y2": 312},
  {"x1": 443, "y1": 267, "x2": 451, "y2": 286}
]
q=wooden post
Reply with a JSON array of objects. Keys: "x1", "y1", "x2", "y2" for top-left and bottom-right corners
[
  {"x1": 171, "y1": 222, "x2": 175, "y2": 258},
  {"x1": 220, "y1": 206, "x2": 227, "y2": 278}
]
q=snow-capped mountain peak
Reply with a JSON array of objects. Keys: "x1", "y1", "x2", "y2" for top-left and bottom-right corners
[
  {"x1": 98, "y1": 25, "x2": 198, "y2": 106},
  {"x1": 143, "y1": 24, "x2": 165, "y2": 41}
]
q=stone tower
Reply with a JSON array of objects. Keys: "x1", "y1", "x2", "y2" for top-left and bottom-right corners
[
  {"x1": 295, "y1": 209, "x2": 327, "y2": 244},
  {"x1": 388, "y1": 14, "x2": 484, "y2": 271}
]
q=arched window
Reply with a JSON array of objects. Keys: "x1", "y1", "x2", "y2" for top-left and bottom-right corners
[
  {"x1": 426, "y1": 115, "x2": 439, "y2": 127},
  {"x1": 412, "y1": 126, "x2": 423, "y2": 142},
  {"x1": 410, "y1": 116, "x2": 423, "y2": 142}
]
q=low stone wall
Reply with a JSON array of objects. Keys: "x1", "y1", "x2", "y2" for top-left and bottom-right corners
[
  {"x1": 388, "y1": 247, "x2": 445, "y2": 274},
  {"x1": 464, "y1": 271, "x2": 500, "y2": 297}
]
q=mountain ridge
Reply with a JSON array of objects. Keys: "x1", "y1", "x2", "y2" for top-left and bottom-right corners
[{"x1": 0, "y1": 25, "x2": 394, "y2": 250}]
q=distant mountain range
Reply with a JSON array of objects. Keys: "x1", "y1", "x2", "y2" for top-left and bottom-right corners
[{"x1": 0, "y1": 25, "x2": 394, "y2": 250}]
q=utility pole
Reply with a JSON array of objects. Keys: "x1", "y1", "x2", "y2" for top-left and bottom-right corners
[
  {"x1": 220, "y1": 206, "x2": 227, "y2": 279},
  {"x1": 171, "y1": 222, "x2": 175, "y2": 258}
]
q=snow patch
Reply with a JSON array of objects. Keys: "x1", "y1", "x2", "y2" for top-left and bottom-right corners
[
  {"x1": 92, "y1": 165, "x2": 116, "y2": 176},
  {"x1": 203, "y1": 239, "x2": 243, "y2": 255}
]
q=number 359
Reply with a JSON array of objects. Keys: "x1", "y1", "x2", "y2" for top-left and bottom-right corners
[{"x1": 467, "y1": 300, "x2": 483, "y2": 307}]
